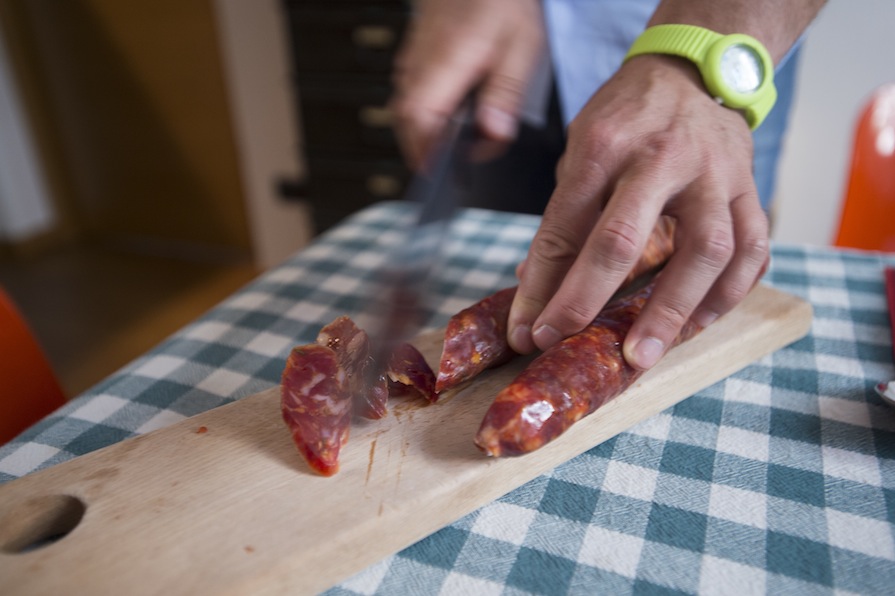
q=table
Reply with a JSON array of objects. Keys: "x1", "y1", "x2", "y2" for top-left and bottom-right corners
[{"x1": 2, "y1": 201, "x2": 894, "y2": 594}]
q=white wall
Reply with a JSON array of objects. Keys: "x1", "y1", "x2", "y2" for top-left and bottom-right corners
[
  {"x1": 772, "y1": 0, "x2": 895, "y2": 246},
  {"x1": 213, "y1": 0, "x2": 314, "y2": 269},
  {"x1": 0, "y1": 25, "x2": 56, "y2": 242}
]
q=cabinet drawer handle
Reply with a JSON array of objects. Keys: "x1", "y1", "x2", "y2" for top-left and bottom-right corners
[
  {"x1": 352, "y1": 25, "x2": 396, "y2": 49},
  {"x1": 366, "y1": 175, "x2": 402, "y2": 197},
  {"x1": 358, "y1": 106, "x2": 394, "y2": 128}
]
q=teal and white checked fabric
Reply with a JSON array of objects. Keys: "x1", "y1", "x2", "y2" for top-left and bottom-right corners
[{"x1": 2, "y1": 202, "x2": 894, "y2": 594}]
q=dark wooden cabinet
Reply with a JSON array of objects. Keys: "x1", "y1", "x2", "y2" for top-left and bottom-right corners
[
  {"x1": 282, "y1": 0, "x2": 565, "y2": 234},
  {"x1": 282, "y1": 0, "x2": 412, "y2": 233}
]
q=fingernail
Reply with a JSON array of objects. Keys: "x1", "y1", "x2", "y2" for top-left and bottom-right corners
[
  {"x1": 479, "y1": 105, "x2": 518, "y2": 140},
  {"x1": 629, "y1": 336, "x2": 665, "y2": 370},
  {"x1": 691, "y1": 308, "x2": 719, "y2": 328},
  {"x1": 509, "y1": 324, "x2": 534, "y2": 355},
  {"x1": 532, "y1": 324, "x2": 563, "y2": 350}
]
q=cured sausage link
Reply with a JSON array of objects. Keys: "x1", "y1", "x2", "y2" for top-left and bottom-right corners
[
  {"x1": 633, "y1": 215, "x2": 675, "y2": 279},
  {"x1": 474, "y1": 282, "x2": 702, "y2": 457},
  {"x1": 435, "y1": 287, "x2": 517, "y2": 393},
  {"x1": 435, "y1": 216, "x2": 677, "y2": 392}
]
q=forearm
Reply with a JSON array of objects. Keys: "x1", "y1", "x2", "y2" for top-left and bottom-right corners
[{"x1": 649, "y1": 0, "x2": 826, "y2": 63}]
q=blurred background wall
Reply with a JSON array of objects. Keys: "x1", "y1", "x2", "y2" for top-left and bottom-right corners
[
  {"x1": 0, "y1": 0, "x2": 892, "y2": 396},
  {"x1": 0, "y1": 0, "x2": 311, "y2": 268},
  {"x1": 773, "y1": 0, "x2": 895, "y2": 246},
  {"x1": 1, "y1": 0, "x2": 893, "y2": 261}
]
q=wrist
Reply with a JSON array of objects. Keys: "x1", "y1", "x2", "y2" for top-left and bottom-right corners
[
  {"x1": 624, "y1": 24, "x2": 777, "y2": 130},
  {"x1": 619, "y1": 54, "x2": 742, "y2": 124}
]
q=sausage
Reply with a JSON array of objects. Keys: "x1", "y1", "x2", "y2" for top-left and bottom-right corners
[
  {"x1": 388, "y1": 342, "x2": 438, "y2": 403},
  {"x1": 632, "y1": 215, "x2": 675, "y2": 278},
  {"x1": 317, "y1": 315, "x2": 388, "y2": 419},
  {"x1": 474, "y1": 281, "x2": 702, "y2": 457},
  {"x1": 281, "y1": 316, "x2": 388, "y2": 475},
  {"x1": 435, "y1": 287, "x2": 517, "y2": 393},
  {"x1": 435, "y1": 216, "x2": 677, "y2": 392},
  {"x1": 281, "y1": 344, "x2": 351, "y2": 476},
  {"x1": 281, "y1": 316, "x2": 437, "y2": 475}
]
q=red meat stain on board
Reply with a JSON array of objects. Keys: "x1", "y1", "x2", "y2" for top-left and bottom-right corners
[{"x1": 365, "y1": 438, "x2": 377, "y2": 487}]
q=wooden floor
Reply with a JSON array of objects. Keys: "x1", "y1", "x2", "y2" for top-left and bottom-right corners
[{"x1": 0, "y1": 244, "x2": 258, "y2": 398}]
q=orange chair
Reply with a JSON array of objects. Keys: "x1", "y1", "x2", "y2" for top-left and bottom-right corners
[
  {"x1": 0, "y1": 286, "x2": 66, "y2": 444},
  {"x1": 833, "y1": 83, "x2": 895, "y2": 251}
]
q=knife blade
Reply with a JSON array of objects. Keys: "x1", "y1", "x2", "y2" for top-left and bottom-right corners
[{"x1": 368, "y1": 102, "x2": 477, "y2": 359}]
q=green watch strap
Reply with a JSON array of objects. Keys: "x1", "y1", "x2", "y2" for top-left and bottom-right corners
[
  {"x1": 625, "y1": 24, "x2": 777, "y2": 131},
  {"x1": 628, "y1": 24, "x2": 722, "y2": 65}
]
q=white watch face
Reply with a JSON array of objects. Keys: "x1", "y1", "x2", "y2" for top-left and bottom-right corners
[{"x1": 720, "y1": 44, "x2": 764, "y2": 94}]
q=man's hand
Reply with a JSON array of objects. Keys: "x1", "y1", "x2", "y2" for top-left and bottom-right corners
[
  {"x1": 508, "y1": 54, "x2": 771, "y2": 369},
  {"x1": 390, "y1": 0, "x2": 546, "y2": 170}
]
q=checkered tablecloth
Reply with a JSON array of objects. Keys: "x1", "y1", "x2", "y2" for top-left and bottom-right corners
[{"x1": 2, "y1": 201, "x2": 894, "y2": 594}]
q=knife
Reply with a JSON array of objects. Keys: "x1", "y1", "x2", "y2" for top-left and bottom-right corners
[{"x1": 368, "y1": 101, "x2": 477, "y2": 359}]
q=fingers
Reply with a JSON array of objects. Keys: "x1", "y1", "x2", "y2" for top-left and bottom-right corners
[
  {"x1": 511, "y1": 50, "x2": 769, "y2": 370},
  {"x1": 515, "y1": 258, "x2": 527, "y2": 280},
  {"x1": 510, "y1": 134, "x2": 766, "y2": 368},
  {"x1": 474, "y1": 10, "x2": 545, "y2": 143},
  {"x1": 509, "y1": 143, "x2": 673, "y2": 353},
  {"x1": 622, "y1": 187, "x2": 735, "y2": 369},
  {"x1": 508, "y1": 158, "x2": 611, "y2": 354},
  {"x1": 535, "y1": 185, "x2": 670, "y2": 351},
  {"x1": 389, "y1": 0, "x2": 545, "y2": 170},
  {"x1": 690, "y1": 192, "x2": 770, "y2": 325},
  {"x1": 622, "y1": 187, "x2": 768, "y2": 370},
  {"x1": 391, "y1": 39, "x2": 483, "y2": 170},
  {"x1": 467, "y1": 71, "x2": 531, "y2": 164},
  {"x1": 509, "y1": 120, "x2": 694, "y2": 355}
]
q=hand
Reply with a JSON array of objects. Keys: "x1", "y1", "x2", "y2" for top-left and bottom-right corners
[
  {"x1": 508, "y1": 55, "x2": 770, "y2": 369},
  {"x1": 389, "y1": 0, "x2": 546, "y2": 170}
]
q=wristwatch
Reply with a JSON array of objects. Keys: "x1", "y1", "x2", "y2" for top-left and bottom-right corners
[{"x1": 624, "y1": 24, "x2": 777, "y2": 131}]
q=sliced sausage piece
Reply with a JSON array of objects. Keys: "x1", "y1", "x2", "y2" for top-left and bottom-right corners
[
  {"x1": 388, "y1": 342, "x2": 438, "y2": 403},
  {"x1": 318, "y1": 315, "x2": 388, "y2": 419},
  {"x1": 281, "y1": 344, "x2": 352, "y2": 476}
]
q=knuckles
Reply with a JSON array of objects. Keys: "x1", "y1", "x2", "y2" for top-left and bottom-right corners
[
  {"x1": 649, "y1": 293, "x2": 694, "y2": 337},
  {"x1": 590, "y1": 218, "x2": 643, "y2": 272},
  {"x1": 691, "y1": 226, "x2": 736, "y2": 270},
  {"x1": 738, "y1": 223, "x2": 771, "y2": 266},
  {"x1": 482, "y1": 72, "x2": 529, "y2": 107},
  {"x1": 388, "y1": 96, "x2": 417, "y2": 127},
  {"x1": 530, "y1": 224, "x2": 584, "y2": 268},
  {"x1": 554, "y1": 298, "x2": 600, "y2": 332}
]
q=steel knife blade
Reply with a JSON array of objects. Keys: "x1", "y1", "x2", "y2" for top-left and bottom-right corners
[{"x1": 368, "y1": 102, "x2": 477, "y2": 358}]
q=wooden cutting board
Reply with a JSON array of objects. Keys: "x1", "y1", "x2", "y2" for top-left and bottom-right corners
[{"x1": 0, "y1": 285, "x2": 812, "y2": 595}]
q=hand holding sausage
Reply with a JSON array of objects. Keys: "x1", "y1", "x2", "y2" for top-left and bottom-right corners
[{"x1": 507, "y1": 54, "x2": 770, "y2": 370}]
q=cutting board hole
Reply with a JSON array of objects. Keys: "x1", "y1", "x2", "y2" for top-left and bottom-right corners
[{"x1": 0, "y1": 494, "x2": 86, "y2": 554}]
